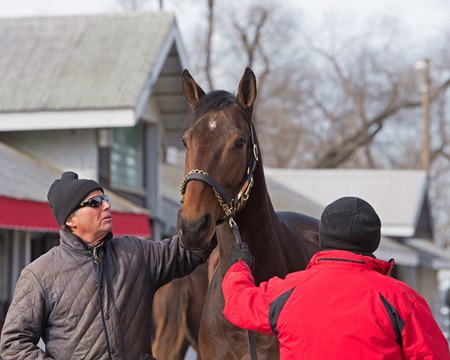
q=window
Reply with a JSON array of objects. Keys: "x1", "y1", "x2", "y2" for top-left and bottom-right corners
[{"x1": 111, "y1": 125, "x2": 144, "y2": 191}]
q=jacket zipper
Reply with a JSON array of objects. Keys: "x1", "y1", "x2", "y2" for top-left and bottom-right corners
[
  {"x1": 317, "y1": 257, "x2": 366, "y2": 264},
  {"x1": 95, "y1": 248, "x2": 113, "y2": 360}
]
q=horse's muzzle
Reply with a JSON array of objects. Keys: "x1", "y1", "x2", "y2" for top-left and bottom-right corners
[{"x1": 177, "y1": 212, "x2": 212, "y2": 250}]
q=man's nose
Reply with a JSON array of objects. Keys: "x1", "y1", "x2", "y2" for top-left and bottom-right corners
[{"x1": 103, "y1": 199, "x2": 111, "y2": 210}]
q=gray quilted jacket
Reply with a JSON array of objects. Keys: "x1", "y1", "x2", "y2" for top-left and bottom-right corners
[{"x1": 0, "y1": 230, "x2": 213, "y2": 359}]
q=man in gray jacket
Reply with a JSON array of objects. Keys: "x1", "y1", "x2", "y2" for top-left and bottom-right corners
[{"x1": 0, "y1": 171, "x2": 215, "y2": 359}]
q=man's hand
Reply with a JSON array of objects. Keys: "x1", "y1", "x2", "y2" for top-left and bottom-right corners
[{"x1": 226, "y1": 241, "x2": 254, "y2": 271}]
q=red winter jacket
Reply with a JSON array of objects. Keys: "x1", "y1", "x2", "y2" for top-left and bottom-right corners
[{"x1": 222, "y1": 250, "x2": 450, "y2": 360}]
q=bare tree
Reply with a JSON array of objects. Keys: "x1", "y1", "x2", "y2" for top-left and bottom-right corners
[
  {"x1": 204, "y1": 0, "x2": 215, "y2": 90},
  {"x1": 144, "y1": 0, "x2": 450, "y2": 245},
  {"x1": 203, "y1": 2, "x2": 450, "y2": 245}
]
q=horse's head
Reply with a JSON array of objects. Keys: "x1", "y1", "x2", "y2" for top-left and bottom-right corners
[{"x1": 177, "y1": 68, "x2": 258, "y2": 250}]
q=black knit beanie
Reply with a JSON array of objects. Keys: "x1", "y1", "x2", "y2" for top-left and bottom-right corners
[
  {"x1": 47, "y1": 171, "x2": 103, "y2": 226},
  {"x1": 319, "y1": 196, "x2": 381, "y2": 255}
]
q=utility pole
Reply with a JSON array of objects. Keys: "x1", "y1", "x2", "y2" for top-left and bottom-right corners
[{"x1": 415, "y1": 58, "x2": 431, "y2": 173}]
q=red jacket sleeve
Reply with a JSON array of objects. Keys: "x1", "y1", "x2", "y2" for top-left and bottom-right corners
[
  {"x1": 401, "y1": 295, "x2": 450, "y2": 359},
  {"x1": 222, "y1": 260, "x2": 278, "y2": 335}
]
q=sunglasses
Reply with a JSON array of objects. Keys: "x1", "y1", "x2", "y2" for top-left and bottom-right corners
[{"x1": 77, "y1": 194, "x2": 110, "y2": 209}]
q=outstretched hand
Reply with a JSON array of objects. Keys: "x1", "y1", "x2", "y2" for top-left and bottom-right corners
[{"x1": 226, "y1": 241, "x2": 254, "y2": 271}]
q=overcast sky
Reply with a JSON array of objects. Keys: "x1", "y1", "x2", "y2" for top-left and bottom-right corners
[
  {"x1": 1, "y1": 0, "x2": 448, "y2": 62},
  {"x1": 1, "y1": 0, "x2": 448, "y2": 39}
]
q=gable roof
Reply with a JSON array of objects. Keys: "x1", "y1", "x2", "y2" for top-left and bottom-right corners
[
  {"x1": 0, "y1": 12, "x2": 188, "y2": 136},
  {"x1": 264, "y1": 168, "x2": 430, "y2": 238},
  {"x1": 0, "y1": 12, "x2": 174, "y2": 111}
]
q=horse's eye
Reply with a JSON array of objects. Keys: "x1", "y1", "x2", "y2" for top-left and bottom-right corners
[
  {"x1": 234, "y1": 137, "x2": 246, "y2": 149},
  {"x1": 182, "y1": 138, "x2": 187, "y2": 149}
]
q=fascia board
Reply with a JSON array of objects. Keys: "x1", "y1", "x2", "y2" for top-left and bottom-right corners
[{"x1": 0, "y1": 109, "x2": 136, "y2": 131}]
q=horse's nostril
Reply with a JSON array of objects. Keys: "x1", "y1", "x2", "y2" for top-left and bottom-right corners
[{"x1": 199, "y1": 214, "x2": 211, "y2": 232}]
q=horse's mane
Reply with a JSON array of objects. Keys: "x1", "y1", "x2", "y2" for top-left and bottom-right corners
[{"x1": 186, "y1": 90, "x2": 236, "y2": 127}]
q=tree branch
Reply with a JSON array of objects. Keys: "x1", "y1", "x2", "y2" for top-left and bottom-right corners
[{"x1": 204, "y1": 0, "x2": 215, "y2": 90}]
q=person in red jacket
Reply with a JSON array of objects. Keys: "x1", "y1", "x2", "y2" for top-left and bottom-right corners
[{"x1": 222, "y1": 196, "x2": 450, "y2": 359}]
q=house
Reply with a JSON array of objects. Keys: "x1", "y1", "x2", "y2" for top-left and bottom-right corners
[{"x1": 0, "y1": 11, "x2": 189, "y2": 326}]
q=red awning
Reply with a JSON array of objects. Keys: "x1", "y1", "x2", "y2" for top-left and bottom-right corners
[{"x1": 0, "y1": 196, "x2": 151, "y2": 238}]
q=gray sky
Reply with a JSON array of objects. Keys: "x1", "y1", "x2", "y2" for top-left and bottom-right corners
[
  {"x1": 1, "y1": 0, "x2": 448, "y2": 40},
  {"x1": 0, "y1": 0, "x2": 448, "y2": 62}
]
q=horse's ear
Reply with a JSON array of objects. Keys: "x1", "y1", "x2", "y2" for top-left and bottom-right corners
[
  {"x1": 236, "y1": 67, "x2": 257, "y2": 111},
  {"x1": 182, "y1": 69, "x2": 206, "y2": 109}
]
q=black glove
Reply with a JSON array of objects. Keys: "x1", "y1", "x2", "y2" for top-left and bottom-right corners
[{"x1": 226, "y1": 241, "x2": 254, "y2": 271}]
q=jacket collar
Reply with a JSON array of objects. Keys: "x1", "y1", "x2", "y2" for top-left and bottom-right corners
[
  {"x1": 60, "y1": 229, "x2": 113, "y2": 254},
  {"x1": 307, "y1": 249, "x2": 394, "y2": 275}
]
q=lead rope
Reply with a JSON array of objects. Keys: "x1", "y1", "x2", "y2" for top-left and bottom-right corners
[
  {"x1": 94, "y1": 248, "x2": 113, "y2": 360},
  {"x1": 228, "y1": 218, "x2": 258, "y2": 360}
]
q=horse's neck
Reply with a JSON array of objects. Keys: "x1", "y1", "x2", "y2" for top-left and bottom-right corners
[
  {"x1": 238, "y1": 161, "x2": 278, "y2": 231},
  {"x1": 238, "y1": 169, "x2": 278, "y2": 239},
  {"x1": 218, "y1": 163, "x2": 292, "y2": 280}
]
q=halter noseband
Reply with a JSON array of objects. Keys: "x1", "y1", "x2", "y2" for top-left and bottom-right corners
[{"x1": 179, "y1": 124, "x2": 259, "y2": 223}]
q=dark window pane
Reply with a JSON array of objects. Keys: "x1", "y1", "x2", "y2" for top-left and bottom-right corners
[{"x1": 111, "y1": 125, "x2": 144, "y2": 190}]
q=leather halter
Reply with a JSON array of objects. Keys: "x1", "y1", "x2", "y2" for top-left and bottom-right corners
[{"x1": 179, "y1": 123, "x2": 259, "y2": 224}]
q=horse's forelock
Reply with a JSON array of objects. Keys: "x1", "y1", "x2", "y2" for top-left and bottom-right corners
[
  {"x1": 183, "y1": 90, "x2": 250, "y2": 132},
  {"x1": 192, "y1": 90, "x2": 235, "y2": 121}
]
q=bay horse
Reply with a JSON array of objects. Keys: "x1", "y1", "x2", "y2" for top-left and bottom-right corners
[
  {"x1": 152, "y1": 262, "x2": 209, "y2": 359},
  {"x1": 151, "y1": 248, "x2": 220, "y2": 360},
  {"x1": 177, "y1": 68, "x2": 320, "y2": 359}
]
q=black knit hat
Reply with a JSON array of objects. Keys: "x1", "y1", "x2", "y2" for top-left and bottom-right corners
[
  {"x1": 47, "y1": 171, "x2": 103, "y2": 226},
  {"x1": 319, "y1": 196, "x2": 381, "y2": 255}
]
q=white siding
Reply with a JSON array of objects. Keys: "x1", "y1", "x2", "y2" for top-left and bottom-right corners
[{"x1": 0, "y1": 129, "x2": 98, "y2": 179}]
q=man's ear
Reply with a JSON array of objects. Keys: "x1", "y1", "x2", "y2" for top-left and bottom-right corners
[{"x1": 65, "y1": 213, "x2": 76, "y2": 228}]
